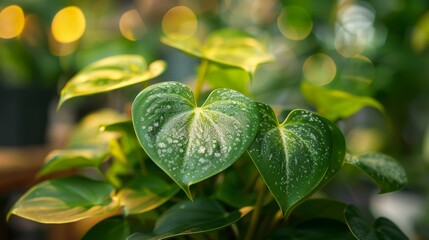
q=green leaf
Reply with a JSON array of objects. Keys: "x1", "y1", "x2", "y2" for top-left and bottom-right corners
[
  {"x1": 127, "y1": 199, "x2": 253, "y2": 240},
  {"x1": 132, "y1": 81, "x2": 259, "y2": 198},
  {"x1": 290, "y1": 198, "x2": 347, "y2": 225},
  {"x1": 301, "y1": 81, "x2": 384, "y2": 121},
  {"x1": 345, "y1": 153, "x2": 407, "y2": 193},
  {"x1": 37, "y1": 146, "x2": 109, "y2": 178},
  {"x1": 204, "y1": 62, "x2": 251, "y2": 96},
  {"x1": 118, "y1": 175, "x2": 179, "y2": 215},
  {"x1": 213, "y1": 171, "x2": 257, "y2": 208},
  {"x1": 344, "y1": 205, "x2": 408, "y2": 240},
  {"x1": 7, "y1": 176, "x2": 119, "y2": 223},
  {"x1": 82, "y1": 216, "x2": 131, "y2": 240},
  {"x1": 58, "y1": 55, "x2": 166, "y2": 110},
  {"x1": 162, "y1": 29, "x2": 274, "y2": 74},
  {"x1": 317, "y1": 116, "x2": 347, "y2": 188},
  {"x1": 269, "y1": 219, "x2": 355, "y2": 240},
  {"x1": 248, "y1": 104, "x2": 346, "y2": 216}
]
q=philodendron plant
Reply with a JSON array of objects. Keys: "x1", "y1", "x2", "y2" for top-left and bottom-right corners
[{"x1": 8, "y1": 29, "x2": 408, "y2": 240}]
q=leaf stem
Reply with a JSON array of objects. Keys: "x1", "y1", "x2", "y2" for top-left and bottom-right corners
[
  {"x1": 195, "y1": 59, "x2": 209, "y2": 103},
  {"x1": 244, "y1": 178, "x2": 266, "y2": 240}
]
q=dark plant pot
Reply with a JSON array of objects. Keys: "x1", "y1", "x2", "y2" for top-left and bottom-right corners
[{"x1": 0, "y1": 87, "x2": 53, "y2": 146}]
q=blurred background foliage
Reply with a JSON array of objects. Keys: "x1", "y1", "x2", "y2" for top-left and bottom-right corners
[{"x1": 1, "y1": 0, "x2": 429, "y2": 239}]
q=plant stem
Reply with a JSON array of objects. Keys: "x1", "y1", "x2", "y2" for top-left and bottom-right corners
[
  {"x1": 244, "y1": 178, "x2": 267, "y2": 240},
  {"x1": 194, "y1": 59, "x2": 209, "y2": 103}
]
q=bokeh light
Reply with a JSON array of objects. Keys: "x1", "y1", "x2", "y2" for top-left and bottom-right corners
[
  {"x1": 277, "y1": 6, "x2": 313, "y2": 41},
  {"x1": 162, "y1": 6, "x2": 197, "y2": 39},
  {"x1": 411, "y1": 10, "x2": 429, "y2": 52},
  {"x1": 119, "y1": 9, "x2": 145, "y2": 41},
  {"x1": 51, "y1": 6, "x2": 86, "y2": 43},
  {"x1": 0, "y1": 5, "x2": 25, "y2": 39},
  {"x1": 303, "y1": 53, "x2": 336, "y2": 86},
  {"x1": 346, "y1": 127, "x2": 384, "y2": 153},
  {"x1": 335, "y1": 3, "x2": 375, "y2": 57}
]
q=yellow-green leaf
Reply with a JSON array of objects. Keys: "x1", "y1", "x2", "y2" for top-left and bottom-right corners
[
  {"x1": 8, "y1": 176, "x2": 119, "y2": 224},
  {"x1": 58, "y1": 55, "x2": 166, "y2": 110}
]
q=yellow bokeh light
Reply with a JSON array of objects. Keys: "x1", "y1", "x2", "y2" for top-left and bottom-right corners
[
  {"x1": 119, "y1": 9, "x2": 145, "y2": 41},
  {"x1": 52, "y1": 6, "x2": 86, "y2": 43},
  {"x1": 303, "y1": 53, "x2": 336, "y2": 86},
  {"x1": 0, "y1": 5, "x2": 25, "y2": 39},
  {"x1": 277, "y1": 6, "x2": 313, "y2": 41},
  {"x1": 162, "y1": 6, "x2": 197, "y2": 39}
]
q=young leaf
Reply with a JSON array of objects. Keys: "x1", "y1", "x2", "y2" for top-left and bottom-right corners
[
  {"x1": 82, "y1": 216, "x2": 131, "y2": 240},
  {"x1": 58, "y1": 55, "x2": 166, "y2": 110},
  {"x1": 127, "y1": 199, "x2": 253, "y2": 240},
  {"x1": 162, "y1": 29, "x2": 274, "y2": 75},
  {"x1": 345, "y1": 152, "x2": 407, "y2": 193},
  {"x1": 132, "y1": 81, "x2": 259, "y2": 198},
  {"x1": 7, "y1": 176, "x2": 119, "y2": 223},
  {"x1": 344, "y1": 205, "x2": 408, "y2": 240},
  {"x1": 204, "y1": 62, "x2": 251, "y2": 96},
  {"x1": 248, "y1": 104, "x2": 346, "y2": 216},
  {"x1": 118, "y1": 175, "x2": 179, "y2": 216},
  {"x1": 301, "y1": 81, "x2": 384, "y2": 121},
  {"x1": 37, "y1": 146, "x2": 109, "y2": 178}
]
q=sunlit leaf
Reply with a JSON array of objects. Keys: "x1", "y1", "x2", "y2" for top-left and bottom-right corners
[
  {"x1": 58, "y1": 55, "x2": 166, "y2": 110},
  {"x1": 127, "y1": 198, "x2": 253, "y2": 240},
  {"x1": 118, "y1": 175, "x2": 179, "y2": 215},
  {"x1": 7, "y1": 176, "x2": 119, "y2": 223},
  {"x1": 301, "y1": 81, "x2": 384, "y2": 121},
  {"x1": 248, "y1": 104, "x2": 346, "y2": 216},
  {"x1": 132, "y1": 81, "x2": 259, "y2": 198},
  {"x1": 204, "y1": 62, "x2": 251, "y2": 96},
  {"x1": 345, "y1": 152, "x2": 407, "y2": 193},
  {"x1": 162, "y1": 29, "x2": 274, "y2": 75},
  {"x1": 82, "y1": 216, "x2": 131, "y2": 240},
  {"x1": 344, "y1": 205, "x2": 408, "y2": 240},
  {"x1": 37, "y1": 146, "x2": 109, "y2": 178},
  {"x1": 67, "y1": 109, "x2": 126, "y2": 147}
]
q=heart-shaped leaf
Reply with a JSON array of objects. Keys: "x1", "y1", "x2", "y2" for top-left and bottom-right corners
[
  {"x1": 118, "y1": 175, "x2": 180, "y2": 215},
  {"x1": 132, "y1": 81, "x2": 259, "y2": 198},
  {"x1": 7, "y1": 176, "x2": 119, "y2": 223},
  {"x1": 345, "y1": 152, "x2": 407, "y2": 193},
  {"x1": 127, "y1": 199, "x2": 253, "y2": 240},
  {"x1": 37, "y1": 146, "x2": 109, "y2": 178},
  {"x1": 301, "y1": 81, "x2": 384, "y2": 121},
  {"x1": 58, "y1": 55, "x2": 166, "y2": 110},
  {"x1": 162, "y1": 29, "x2": 274, "y2": 75},
  {"x1": 248, "y1": 104, "x2": 346, "y2": 216},
  {"x1": 344, "y1": 205, "x2": 408, "y2": 240}
]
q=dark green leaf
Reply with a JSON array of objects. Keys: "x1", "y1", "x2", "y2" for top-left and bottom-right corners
[
  {"x1": 82, "y1": 216, "x2": 131, "y2": 240},
  {"x1": 301, "y1": 81, "x2": 384, "y2": 121},
  {"x1": 132, "y1": 81, "x2": 259, "y2": 198},
  {"x1": 344, "y1": 205, "x2": 408, "y2": 240},
  {"x1": 127, "y1": 199, "x2": 253, "y2": 240},
  {"x1": 248, "y1": 104, "x2": 346, "y2": 216},
  {"x1": 58, "y1": 55, "x2": 166, "y2": 109},
  {"x1": 37, "y1": 146, "x2": 109, "y2": 178},
  {"x1": 345, "y1": 153, "x2": 407, "y2": 193},
  {"x1": 269, "y1": 219, "x2": 355, "y2": 240},
  {"x1": 7, "y1": 176, "x2": 119, "y2": 223},
  {"x1": 213, "y1": 171, "x2": 257, "y2": 208},
  {"x1": 118, "y1": 175, "x2": 179, "y2": 215},
  {"x1": 290, "y1": 198, "x2": 347, "y2": 225}
]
